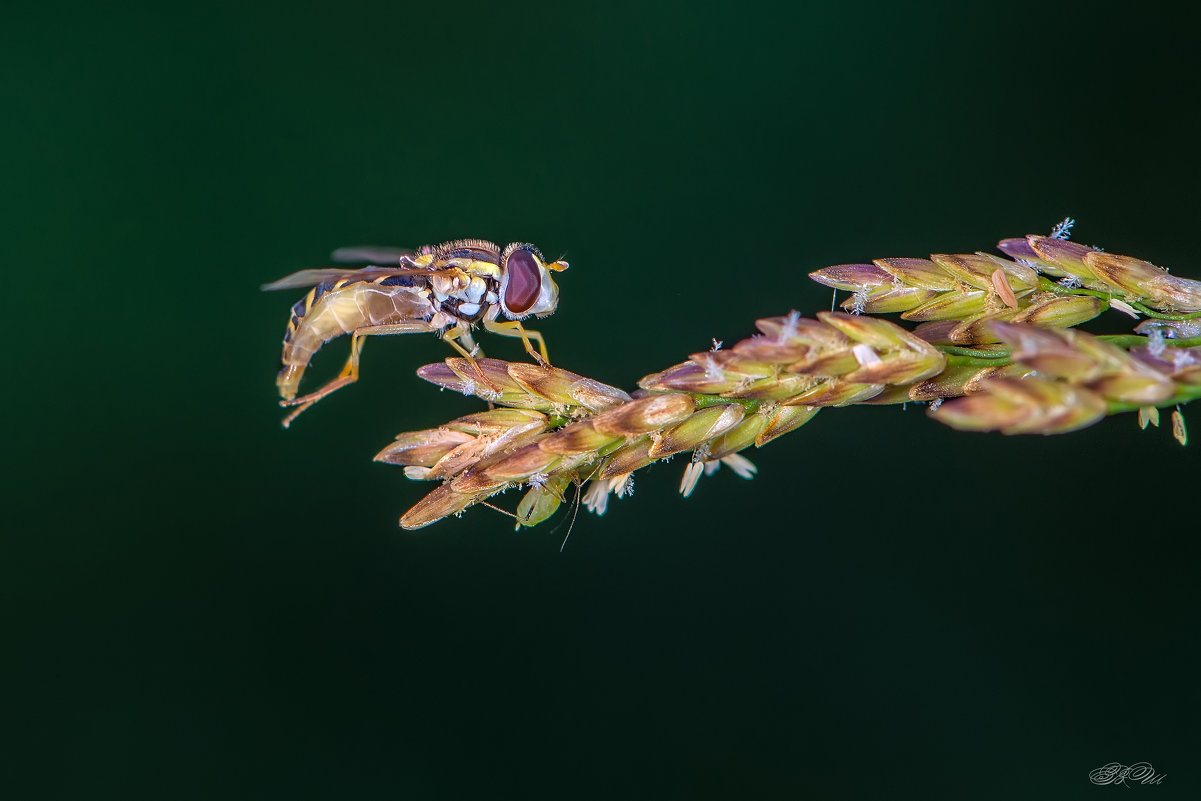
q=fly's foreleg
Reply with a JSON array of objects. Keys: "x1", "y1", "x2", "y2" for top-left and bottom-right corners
[
  {"x1": 440, "y1": 324, "x2": 481, "y2": 360},
  {"x1": 483, "y1": 319, "x2": 550, "y2": 367},
  {"x1": 280, "y1": 321, "x2": 435, "y2": 427},
  {"x1": 441, "y1": 323, "x2": 502, "y2": 393}
]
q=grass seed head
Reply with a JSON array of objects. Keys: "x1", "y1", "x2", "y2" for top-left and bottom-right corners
[{"x1": 376, "y1": 233, "x2": 1199, "y2": 529}]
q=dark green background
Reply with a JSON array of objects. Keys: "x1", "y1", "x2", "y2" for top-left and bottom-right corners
[{"x1": 4, "y1": 1, "x2": 1198, "y2": 798}]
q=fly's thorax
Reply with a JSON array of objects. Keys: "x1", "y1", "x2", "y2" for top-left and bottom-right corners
[
  {"x1": 432, "y1": 239, "x2": 502, "y2": 265},
  {"x1": 425, "y1": 240, "x2": 503, "y2": 283},
  {"x1": 431, "y1": 273, "x2": 500, "y2": 324},
  {"x1": 436, "y1": 298, "x2": 492, "y2": 325},
  {"x1": 428, "y1": 268, "x2": 471, "y2": 301}
]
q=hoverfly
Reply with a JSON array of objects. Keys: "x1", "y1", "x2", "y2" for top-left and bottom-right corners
[{"x1": 263, "y1": 239, "x2": 569, "y2": 427}]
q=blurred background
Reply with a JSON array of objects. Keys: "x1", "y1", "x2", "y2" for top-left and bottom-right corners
[{"x1": 3, "y1": 0, "x2": 1198, "y2": 797}]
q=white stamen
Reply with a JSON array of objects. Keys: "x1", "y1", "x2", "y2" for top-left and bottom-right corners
[
  {"x1": 679, "y1": 461, "x2": 704, "y2": 498},
  {"x1": 582, "y1": 481, "x2": 610, "y2": 515},
  {"x1": 1172, "y1": 407, "x2": 1188, "y2": 446},
  {"x1": 719, "y1": 453, "x2": 757, "y2": 479},
  {"x1": 851, "y1": 344, "x2": 881, "y2": 366},
  {"x1": 1109, "y1": 299, "x2": 1140, "y2": 319},
  {"x1": 611, "y1": 473, "x2": 635, "y2": 498},
  {"x1": 710, "y1": 338, "x2": 723, "y2": 352}
]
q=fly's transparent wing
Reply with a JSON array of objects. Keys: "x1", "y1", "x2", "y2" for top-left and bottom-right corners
[
  {"x1": 261, "y1": 268, "x2": 371, "y2": 291},
  {"x1": 262, "y1": 246, "x2": 418, "y2": 291},
  {"x1": 330, "y1": 246, "x2": 414, "y2": 265},
  {"x1": 261, "y1": 266, "x2": 433, "y2": 292}
]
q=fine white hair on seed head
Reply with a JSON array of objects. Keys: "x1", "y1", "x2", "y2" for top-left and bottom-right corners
[{"x1": 1050, "y1": 216, "x2": 1075, "y2": 240}]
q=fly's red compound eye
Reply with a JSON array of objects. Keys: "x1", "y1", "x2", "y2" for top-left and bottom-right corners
[{"x1": 504, "y1": 248, "x2": 541, "y2": 314}]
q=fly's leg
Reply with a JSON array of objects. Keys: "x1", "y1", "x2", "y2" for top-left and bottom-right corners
[
  {"x1": 280, "y1": 321, "x2": 435, "y2": 427},
  {"x1": 482, "y1": 319, "x2": 550, "y2": 367},
  {"x1": 441, "y1": 323, "x2": 502, "y2": 393},
  {"x1": 280, "y1": 336, "x2": 366, "y2": 428},
  {"x1": 440, "y1": 323, "x2": 481, "y2": 360}
]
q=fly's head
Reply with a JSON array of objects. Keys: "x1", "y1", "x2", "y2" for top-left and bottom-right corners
[{"x1": 499, "y1": 243, "x2": 568, "y2": 319}]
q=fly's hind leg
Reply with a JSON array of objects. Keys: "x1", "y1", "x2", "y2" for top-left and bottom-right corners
[
  {"x1": 482, "y1": 319, "x2": 551, "y2": 367},
  {"x1": 280, "y1": 322, "x2": 435, "y2": 427}
]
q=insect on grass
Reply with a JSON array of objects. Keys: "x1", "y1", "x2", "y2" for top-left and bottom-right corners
[{"x1": 263, "y1": 239, "x2": 568, "y2": 426}]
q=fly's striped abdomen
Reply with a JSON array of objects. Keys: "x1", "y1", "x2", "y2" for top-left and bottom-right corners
[{"x1": 277, "y1": 275, "x2": 435, "y2": 400}]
